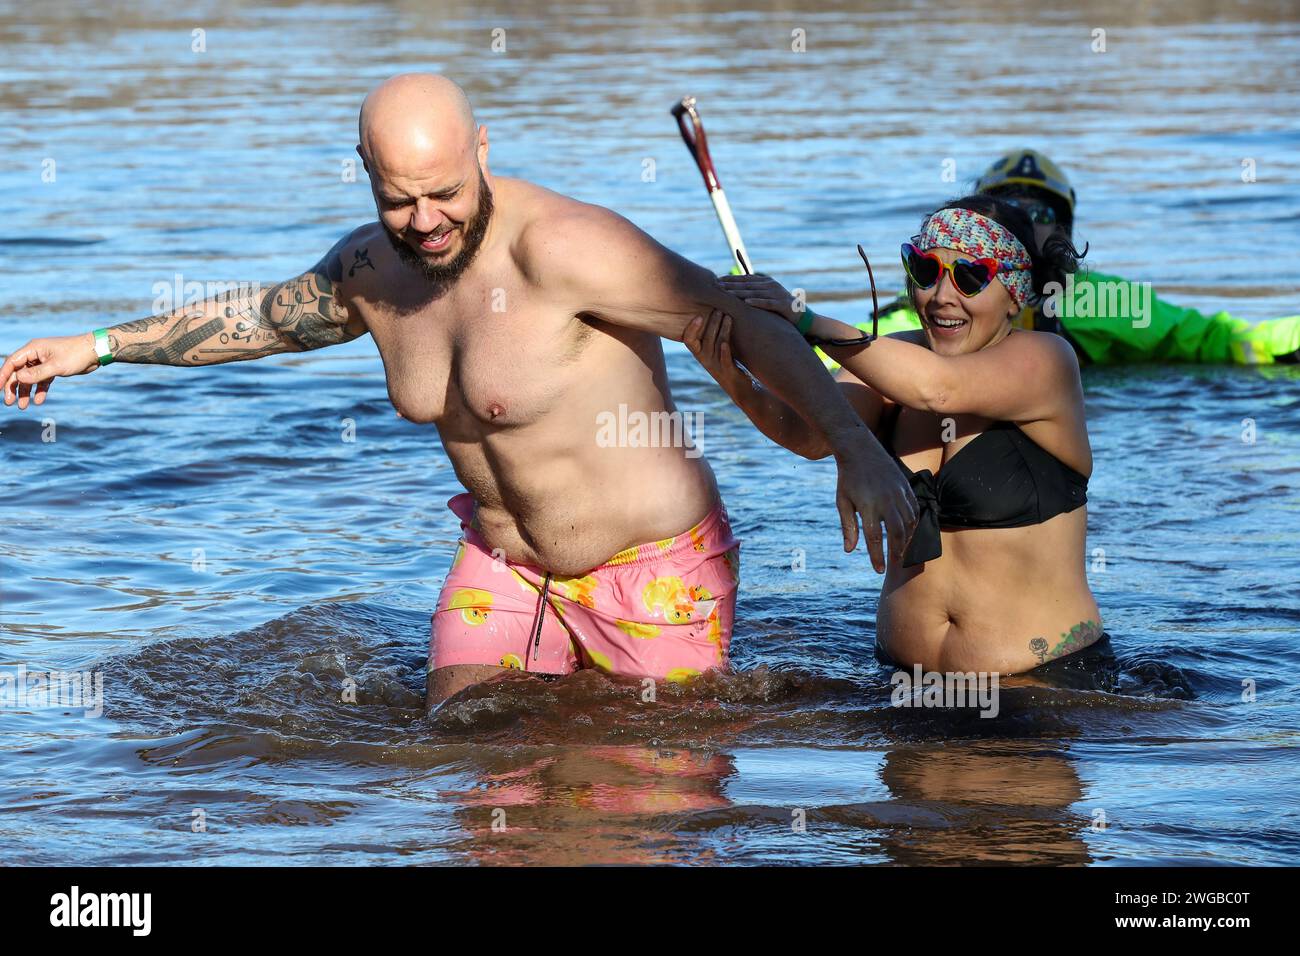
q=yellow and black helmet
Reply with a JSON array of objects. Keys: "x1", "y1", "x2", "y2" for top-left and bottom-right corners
[{"x1": 975, "y1": 149, "x2": 1076, "y2": 223}]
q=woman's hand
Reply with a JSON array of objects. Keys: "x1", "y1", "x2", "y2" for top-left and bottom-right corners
[
  {"x1": 685, "y1": 309, "x2": 752, "y2": 397},
  {"x1": 717, "y1": 273, "x2": 801, "y2": 325}
]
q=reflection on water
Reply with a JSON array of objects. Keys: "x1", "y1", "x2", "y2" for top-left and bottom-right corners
[
  {"x1": 48, "y1": 599, "x2": 1240, "y2": 865},
  {"x1": 2, "y1": 0, "x2": 1299, "y2": 864}
]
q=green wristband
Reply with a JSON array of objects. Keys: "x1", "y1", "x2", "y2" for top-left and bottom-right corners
[
  {"x1": 796, "y1": 307, "x2": 817, "y2": 336},
  {"x1": 92, "y1": 328, "x2": 114, "y2": 366}
]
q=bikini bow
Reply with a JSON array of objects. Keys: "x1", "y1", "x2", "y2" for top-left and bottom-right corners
[{"x1": 902, "y1": 468, "x2": 943, "y2": 567}]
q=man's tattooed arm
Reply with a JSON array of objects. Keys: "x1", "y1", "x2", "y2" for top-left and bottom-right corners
[{"x1": 107, "y1": 233, "x2": 368, "y2": 365}]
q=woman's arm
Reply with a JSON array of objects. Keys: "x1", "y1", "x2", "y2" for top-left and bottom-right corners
[
  {"x1": 717, "y1": 274, "x2": 1079, "y2": 423},
  {"x1": 805, "y1": 311, "x2": 1078, "y2": 422}
]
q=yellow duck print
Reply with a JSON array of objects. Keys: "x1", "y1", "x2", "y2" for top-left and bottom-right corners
[
  {"x1": 643, "y1": 577, "x2": 712, "y2": 624},
  {"x1": 499, "y1": 653, "x2": 524, "y2": 670},
  {"x1": 552, "y1": 574, "x2": 599, "y2": 609},
  {"x1": 616, "y1": 619, "x2": 661, "y2": 640},
  {"x1": 448, "y1": 588, "x2": 493, "y2": 626},
  {"x1": 722, "y1": 547, "x2": 740, "y2": 584},
  {"x1": 606, "y1": 544, "x2": 641, "y2": 566},
  {"x1": 706, "y1": 607, "x2": 723, "y2": 662},
  {"x1": 690, "y1": 524, "x2": 707, "y2": 552}
]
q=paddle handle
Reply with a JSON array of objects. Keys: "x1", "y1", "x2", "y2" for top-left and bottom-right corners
[{"x1": 672, "y1": 96, "x2": 752, "y2": 275}]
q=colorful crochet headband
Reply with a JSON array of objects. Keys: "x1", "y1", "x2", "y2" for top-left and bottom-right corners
[{"x1": 916, "y1": 207, "x2": 1034, "y2": 308}]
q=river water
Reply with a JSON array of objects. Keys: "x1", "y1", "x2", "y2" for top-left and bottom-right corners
[{"x1": 2, "y1": 0, "x2": 1298, "y2": 864}]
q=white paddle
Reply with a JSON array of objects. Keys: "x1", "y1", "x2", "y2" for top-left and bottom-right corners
[{"x1": 671, "y1": 96, "x2": 752, "y2": 275}]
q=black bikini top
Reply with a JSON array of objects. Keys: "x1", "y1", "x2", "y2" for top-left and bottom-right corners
[{"x1": 881, "y1": 404, "x2": 1088, "y2": 567}]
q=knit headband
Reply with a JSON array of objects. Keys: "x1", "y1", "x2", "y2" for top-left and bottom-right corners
[{"x1": 916, "y1": 207, "x2": 1034, "y2": 308}]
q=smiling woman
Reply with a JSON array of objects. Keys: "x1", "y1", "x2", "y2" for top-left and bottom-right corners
[{"x1": 689, "y1": 195, "x2": 1103, "y2": 676}]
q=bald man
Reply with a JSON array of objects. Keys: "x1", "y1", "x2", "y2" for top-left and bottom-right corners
[{"x1": 2, "y1": 74, "x2": 917, "y2": 707}]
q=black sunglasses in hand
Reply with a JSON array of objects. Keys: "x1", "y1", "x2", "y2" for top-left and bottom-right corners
[
  {"x1": 802, "y1": 245, "x2": 880, "y2": 348},
  {"x1": 732, "y1": 246, "x2": 879, "y2": 349}
]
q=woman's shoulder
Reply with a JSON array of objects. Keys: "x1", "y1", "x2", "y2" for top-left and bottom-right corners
[
  {"x1": 887, "y1": 328, "x2": 928, "y2": 347},
  {"x1": 889, "y1": 326, "x2": 1077, "y2": 378},
  {"x1": 1002, "y1": 331, "x2": 1092, "y2": 474},
  {"x1": 989, "y1": 329, "x2": 1085, "y2": 391},
  {"x1": 1006, "y1": 326, "x2": 1080, "y2": 359}
]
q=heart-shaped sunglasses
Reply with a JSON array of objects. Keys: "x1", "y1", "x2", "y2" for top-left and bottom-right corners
[{"x1": 901, "y1": 242, "x2": 1026, "y2": 298}]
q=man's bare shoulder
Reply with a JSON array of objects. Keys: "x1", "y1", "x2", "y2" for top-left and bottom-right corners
[
  {"x1": 314, "y1": 222, "x2": 392, "y2": 291},
  {"x1": 506, "y1": 179, "x2": 650, "y2": 287},
  {"x1": 499, "y1": 176, "x2": 611, "y2": 225},
  {"x1": 500, "y1": 178, "x2": 718, "y2": 341}
]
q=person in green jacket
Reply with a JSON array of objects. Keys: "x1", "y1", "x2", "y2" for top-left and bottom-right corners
[{"x1": 835, "y1": 149, "x2": 1300, "y2": 366}]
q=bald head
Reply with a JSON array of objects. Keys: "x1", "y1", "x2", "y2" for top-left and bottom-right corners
[
  {"x1": 358, "y1": 73, "x2": 478, "y2": 175},
  {"x1": 358, "y1": 74, "x2": 495, "y2": 285}
]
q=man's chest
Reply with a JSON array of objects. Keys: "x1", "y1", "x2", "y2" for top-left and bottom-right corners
[{"x1": 364, "y1": 283, "x2": 597, "y2": 428}]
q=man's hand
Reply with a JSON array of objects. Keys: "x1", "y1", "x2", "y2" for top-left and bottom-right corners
[
  {"x1": 1, "y1": 333, "x2": 99, "y2": 410},
  {"x1": 687, "y1": 307, "x2": 918, "y2": 571},
  {"x1": 710, "y1": 275, "x2": 917, "y2": 568},
  {"x1": 829, "y1": 423, "x2": 918, "y2": 573}
]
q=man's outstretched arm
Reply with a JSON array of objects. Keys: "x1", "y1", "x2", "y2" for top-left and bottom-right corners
[
  {"x1": 542, "y1": 203, "x2": 918, "y2": 571},
  {"x1": 1, "y1": 230, "x2": 368, "y2": 407}
]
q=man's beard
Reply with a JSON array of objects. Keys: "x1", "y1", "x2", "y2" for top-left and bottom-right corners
[{"x1": 384, "y1": 170, "x2": 494, "y2": 286}]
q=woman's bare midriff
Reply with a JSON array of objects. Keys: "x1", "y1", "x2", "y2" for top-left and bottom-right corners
[{"x1": 876, "y1": 508, "x2": 1102, "y2": 675}]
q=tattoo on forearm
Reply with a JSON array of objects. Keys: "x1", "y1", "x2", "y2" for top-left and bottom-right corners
[
  {"x1": 113, "y1": 314, "x2": 172, "y2": 335},
  {"x1": 1029, "y1": 620, "x2": 1104, "y2": 664},
  {"x1": 110, "y1": 312, "x2": 284, "y2": 365}
]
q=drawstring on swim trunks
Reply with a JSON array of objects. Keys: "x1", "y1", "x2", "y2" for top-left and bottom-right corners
[{"x1": 532, "y1": 572, "x2": 552, "y2": 662}]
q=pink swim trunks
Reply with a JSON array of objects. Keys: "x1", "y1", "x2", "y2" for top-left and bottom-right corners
[{"x1": 429, "y1": 493, "x2": 741, "y2": 681}]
